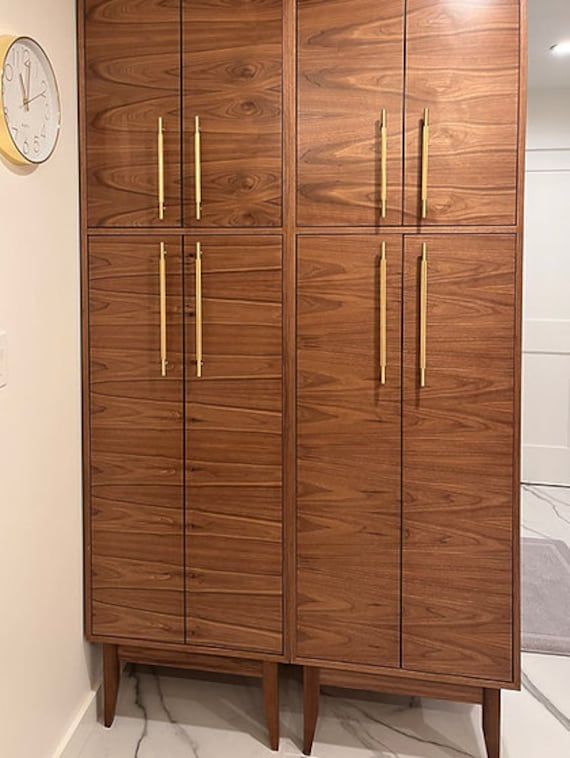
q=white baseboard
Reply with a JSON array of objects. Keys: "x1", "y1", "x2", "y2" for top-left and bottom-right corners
[{"x1": 52, "y1": 686, "x2": 100, "y2": 758}]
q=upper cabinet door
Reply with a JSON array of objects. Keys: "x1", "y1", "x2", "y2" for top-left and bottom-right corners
[
  {"x1": 184, "y1": 0, "x2": 283, "y2": 227},
  {"x1": 298, "y1": 0, "x2": 405, "y2": 227},
  {"x1": 404, "y1": 0, "x2": 520, "y2": 226},
  {"x1": 84, "y1": 0, "x2": 182, "y2": 228}
]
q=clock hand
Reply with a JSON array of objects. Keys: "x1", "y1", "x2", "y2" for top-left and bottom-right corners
[
  {"x1": 19, "y1": 74, "x2": 29, "y2": 111},
  {"x1": 24, "y1": 91, "x2": 46, "y2": 106},
  {"x1": 25, "y1": 60, "x2": 31, "y2": 104}
]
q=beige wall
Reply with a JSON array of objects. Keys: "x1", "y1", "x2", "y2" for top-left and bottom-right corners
[{"x1": 0, "y1": 2, "x2": 96, "y2": 757}]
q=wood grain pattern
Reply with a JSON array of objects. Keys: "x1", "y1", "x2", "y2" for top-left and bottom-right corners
[
  {"x1": 85, "y1": 0, "x2": 181, "y2": 227},
  {"x1": 402, "y1": 235, "x2": 516, "y2": 682},
  {"x1": 297, "y1": 236, "x2": 402, "y2": 667},
  {"x1": 297, "y1": 0, "x2": 405, "y2": 226},
  {"x1": 184, "y1": 0, "x2": 283, "y2": 227},
  {"x1": 89, "y1": 236, "x2": 184, "y2": 642},
  {"x1": 185, "y1": 236, "x2": 283, "y2": 654},
  {"x1": 404, "y1": 0, "x2": 520, "y2": 225}
]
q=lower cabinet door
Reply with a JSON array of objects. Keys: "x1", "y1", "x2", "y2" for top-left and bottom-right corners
[
  {"x1": 402, "y1": 235, "x2": 517, "y2": 682},
  {"x1": 297, "y1": 235, "x2": 402, "y2": 667},
  {"x1": 185, "y1": 236, "x2": 283, "y2": 654},
  {"x1": 89, "y1": 236, "x2": 184, "y2": 642}
]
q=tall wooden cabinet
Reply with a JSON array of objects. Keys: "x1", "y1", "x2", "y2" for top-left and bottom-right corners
[{"x1": 79, "y1": 1, "x2": 525, "y2": 755}]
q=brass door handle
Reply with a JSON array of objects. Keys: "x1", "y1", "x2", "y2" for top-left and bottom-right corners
[
  {"x1": 379, "y1": 241, "x2": 387, "y2": 384},
  {"x1": 421, "y1": 108, "x2": 430, "y2": 219},
  {"x1": 419, "y1": 243, "x2": 428, "y2": 388},
  {"x1": 158, "y1": 117, "x2": 165, "y2": 221},
  {"x1": 195, "y1": 242, "x2": 203, "y2": 377},
  {"x1": 194, "y1": 115, "x2": 202, "y2": 221},
  {"x1": 380, "y1": 109, "x2": 388, "y2": 219},
  {"x1": 159, "y1": 242, "x2": 168, "y2": 376}
]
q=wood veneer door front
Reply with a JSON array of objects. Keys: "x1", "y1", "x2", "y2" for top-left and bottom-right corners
[
  {"x1": 404, "y1": 0, "x2": 520, "y2": 226},
  {"x1": 297, "y1": 0, "x2": 405, "y2": 227},
  {"x1": 89, "y1": 236, "x2": 184, "y2": 642},
  {"x1": 184, "y1": 0, "x2": 283, "y2": 227},
  {"x1": 297, "y1": 235, "x2": 402, "y2": 667},
  {"x1": 402, "y1": 235, "x2": 517, "y2": 682},
  {"x1": 84, "y1": 0, "x2": 181, "y2": 228},
  {"x1": 185, "y1": 236, "x2": 283, "y2": 654}
]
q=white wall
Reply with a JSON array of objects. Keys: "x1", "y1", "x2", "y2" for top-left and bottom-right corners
[
  {"x1": 0, "y1": 3, "x2": 97, "y2": 757},
  {"x1": 523, "y1": 87, "x2": 570, "y2": 485}
]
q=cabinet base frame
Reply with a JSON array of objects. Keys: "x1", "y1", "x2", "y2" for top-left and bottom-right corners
[
  {"x1": 101, "y1": 644, "x2": 280, "y2": 751},
  {"x1": 302, "y1": 666, "x2": 502, "y2": 757}
]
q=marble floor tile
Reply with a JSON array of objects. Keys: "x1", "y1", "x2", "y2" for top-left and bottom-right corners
[
  {"x1": 522, "y1": 484, "x2": 570, "y2": 546},
  {"x1": 77, "y1": 653, "x2": 570, "y2": 758}
]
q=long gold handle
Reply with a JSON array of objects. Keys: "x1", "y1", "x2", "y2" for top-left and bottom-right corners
[
  {"x1": 159, "y1": 242, "x2": 167, "y2": 377},
  {"x1": 379, "y1": 242, "x2": 387, "y2": 384},
  {"x1": 195, "y1": 242, "x2": 203, "y2": 378},
  {"x1": 419, "y1": 243, "x2": 428, "y2": 388},
  {"x1": 158, "y1": 117, "x2": 165, "y2": 221},
  {"x1": 380, "y1": 109, "x2": 388, "y2": 219},
  {"x1": 421, "y1": 108, "x2": 430, "y2": 219},
  {"x1": 194, "y1": 115, "x2": 202, "y2": 221}
]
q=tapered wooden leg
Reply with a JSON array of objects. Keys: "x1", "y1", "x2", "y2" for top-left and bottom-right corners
[
  {"x1": 262, "y1": 662, "x2": 279, "y2": 751},
  {"x1": 483, "y1": 688, "x2": 501, "y2": 758},
  {"x1": 103, "y1": 644, "x2": 120, "y2": 728},
  {"x1": 303, "y1": 667, "x2": 320, "y2": 756}
]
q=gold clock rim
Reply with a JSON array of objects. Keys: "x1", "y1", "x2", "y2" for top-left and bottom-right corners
[{"x1": 0, "y1": 34, "x2": 62, "y2": 166}]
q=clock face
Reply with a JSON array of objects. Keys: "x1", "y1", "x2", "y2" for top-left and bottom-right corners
[{"x1": 1, "y1": 37, "x2": 61, "y2": 164}]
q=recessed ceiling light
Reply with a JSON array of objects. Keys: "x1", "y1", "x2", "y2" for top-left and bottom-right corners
[{"x1": 550, "y1": 41, "x2": 570, "y2": 56}]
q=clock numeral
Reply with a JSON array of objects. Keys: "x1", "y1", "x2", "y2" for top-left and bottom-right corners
[
  {"x1": 23, "y1": 140, "x2": 30, "y2": 156},
  {"x1": 41, "y1": 123, "x2": 47, "y2": 139},
  {"x1": 11, "y1": 126, "x2": 18, "y2": 140},
  {"x1": 4, "y1": 62, "x2": 13, "y2": 82},
  {"x1": 33, "y1": 137, "x2": 40, "y2": 154}
]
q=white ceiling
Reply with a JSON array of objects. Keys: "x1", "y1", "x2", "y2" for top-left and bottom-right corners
[{"x1": 529, "y1": 0, "x2": 570, "y2": 89}]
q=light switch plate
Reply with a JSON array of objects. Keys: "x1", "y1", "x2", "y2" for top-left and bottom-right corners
[{"x1": 0, "y1": 331, "x2": 7, "y2": 388}]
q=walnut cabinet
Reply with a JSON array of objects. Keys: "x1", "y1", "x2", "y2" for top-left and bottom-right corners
[{"x1": 79, "y1": 1, "x2": 526, "y2": 755}]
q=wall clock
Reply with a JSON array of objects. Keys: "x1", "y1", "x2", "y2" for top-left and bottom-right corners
[{"x1": 0, "y1": 36, "x2": 61, "y2": 165}]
